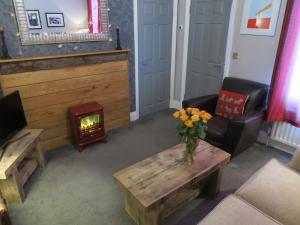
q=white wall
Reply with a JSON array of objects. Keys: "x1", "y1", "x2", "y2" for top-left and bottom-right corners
[
  {"x1": 25, "y1": 0, "x2": 88, "y2": 34},
  {"x1": 227, "y1": 0, "x2": 287, "y2": 85}
]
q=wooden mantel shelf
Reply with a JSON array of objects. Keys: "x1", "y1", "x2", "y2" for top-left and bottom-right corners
[{"x1": 0, "y1": 49, "x2": 131, "y2": 64}]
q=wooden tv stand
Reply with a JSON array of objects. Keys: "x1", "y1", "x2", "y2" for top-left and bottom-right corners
[{"x1": 0, "y1": 129, "x2": 45, "y2": 204}]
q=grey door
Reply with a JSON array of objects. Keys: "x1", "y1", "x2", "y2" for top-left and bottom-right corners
[
  {"x1": 138, "y1": 0, "x2": 173, "y2": 116},
  {"x1": 185, "y1": 0, "x2": 232, "y2": 99}
]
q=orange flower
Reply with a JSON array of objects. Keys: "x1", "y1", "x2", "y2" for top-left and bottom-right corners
[
  {"x1": 186, "y1": 107, "x2": 193, "y2": 113},
  {"x1": 191, "y1": 108, "x2": 200, "y2": 115},
  {"x1": 191, "y1": 114, "x2": 200, "y2": 122},
  {"x1": 202, "y1": 119, "x2": 208, "y2": 124},
  {"x1": 180, "y1": 109, "x2": 187, "y2": 115},
  {"x1": 180, "y1": 114, "x2": 189, "y2": 122},
  {"x1": 185, "y1": 120, "x2": 193, "y2": 127},
  {"x1": 173, "y1": 111, "x2": 180, "y2": 118},
  {"x1": 202, "y1": 112, "x2": 212, "y2": 121}
]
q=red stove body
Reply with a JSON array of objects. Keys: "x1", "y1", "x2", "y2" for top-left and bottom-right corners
[{"x1": 69, "y1": 102, "x2": 107, "y2": 152}]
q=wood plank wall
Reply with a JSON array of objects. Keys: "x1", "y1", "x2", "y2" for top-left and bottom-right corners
[{"x1": 0, "y1": 60, "x2": 130, "y2": 151}]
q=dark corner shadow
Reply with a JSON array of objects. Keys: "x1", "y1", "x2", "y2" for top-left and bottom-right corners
[{"x1": 175, "y1": 190, "x2": 236, "y2": 225}]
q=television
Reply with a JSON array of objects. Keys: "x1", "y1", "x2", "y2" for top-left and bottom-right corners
[{"x1": 0, "y1": 91, "x2": 27, "y2": 148}]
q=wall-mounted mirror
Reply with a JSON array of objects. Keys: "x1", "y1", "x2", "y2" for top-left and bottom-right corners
[{"x1": 13, "y1": 0, "x2": 111, "y2": 45}]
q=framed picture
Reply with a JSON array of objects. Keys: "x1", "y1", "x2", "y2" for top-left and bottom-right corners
[
  {"x1": 45, "y1": 13, "x2": 65, "y2": 27},
  {"x1": 26, "y1": 10, "x2": 42, "y2": 29},
  {"x1": 240, "y1": 0, "x2": 282, "y2": 36}
]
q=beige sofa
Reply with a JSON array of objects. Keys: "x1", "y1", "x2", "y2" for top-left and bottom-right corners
[{"x1": 198, "y1": 150, "x2": 300, "y2": 225}]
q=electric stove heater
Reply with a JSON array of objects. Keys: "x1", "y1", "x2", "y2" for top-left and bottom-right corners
[{"x1": 69, "y1": 102, "x2": 107, "y2": 152}]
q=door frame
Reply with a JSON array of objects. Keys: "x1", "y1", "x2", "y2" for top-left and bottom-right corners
[
  {"x1": 132, "y1": 0, "x2": 238, "y2": 118},
  {"x1": 169, "y1": 0, "x2": 191, "y2": 109},
  {"x1": 169, "y1": 0, "x2": 238, "y2": 108},
  {"x1": 131, "y1": 0, "x2": 140, "y2": 121}
]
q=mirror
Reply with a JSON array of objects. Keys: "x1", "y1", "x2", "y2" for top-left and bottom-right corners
[{"x1": 13, "y1": 0, "x2": 111, "y2": 45}]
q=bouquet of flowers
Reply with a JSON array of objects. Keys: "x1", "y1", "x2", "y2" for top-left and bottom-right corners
[{"x1": 173, "y1": 108, "x2": 212, "y2": 164}]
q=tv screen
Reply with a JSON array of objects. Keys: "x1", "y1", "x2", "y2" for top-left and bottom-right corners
[{"x1": 0, "y1": 91, "x2": 27, "y2": 148}]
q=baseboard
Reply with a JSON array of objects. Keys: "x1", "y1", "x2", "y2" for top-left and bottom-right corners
[
  {"x1": 257, "y1": 131, "x2": 295, "y2": 155},
  {"x1": 169, "y1": 100, "x2": 182, "y2": 109},
  {"x1": 130, "y1": 111, "x2": 139, "y2": 121},
  {"x1": 257, "y1": 130, "x2": 268, "y2": 145}
]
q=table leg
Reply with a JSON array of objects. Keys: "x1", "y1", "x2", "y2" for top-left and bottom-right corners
[
  {"x1": 205, "y1": 167, "x2": 224, "y2": 198},
  {"x1": 139, "y1": 206, "x2": 162, "y2": 225},
  {"x1": 0, "y1": 169, "x2": 25, "y2": 204},
  {"x1": 0, "y1": 198, "x2": 13, "y2": 225},
  {"x1": 34, "y1": 138, "x2": 46, "y2": 170},
  {"x1": 125, "y1": 191, "x2": 162, "y2": 225}
]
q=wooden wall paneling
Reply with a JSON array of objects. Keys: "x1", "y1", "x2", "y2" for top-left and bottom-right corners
[
  {"x1": 0, "y1": 61, "x2": 128, "y2": 88},
  {"x1": 0, "y1": 59, "x2": 130, "y2": 151},
  {"x1": 3, "y1": 71, "x2": 128, "y2": 98}
]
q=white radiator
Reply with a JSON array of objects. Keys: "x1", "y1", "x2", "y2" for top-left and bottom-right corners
[{"x1": 270, "y1": 122, "x2": 300, "y2": 148}]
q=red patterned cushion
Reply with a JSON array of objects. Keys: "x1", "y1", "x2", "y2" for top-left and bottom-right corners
[{"x1": 215, "y1": 90, "x2": 249, "y2": 119}]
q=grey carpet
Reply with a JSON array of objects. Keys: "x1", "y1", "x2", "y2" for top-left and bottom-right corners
[{"x1": 8, "y1": 110, "x2": 291, "y2": 225}]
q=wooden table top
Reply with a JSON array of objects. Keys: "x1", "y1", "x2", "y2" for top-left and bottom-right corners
[
  {"x1": 0, "y1": 129, "x2": 43, "y2": 179},
  {"x1": 114, "y1": 141, "x2": 231, "y2": 208}
]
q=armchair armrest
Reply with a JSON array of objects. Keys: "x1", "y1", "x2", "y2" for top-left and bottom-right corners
[
  {"x1": 289, "y1": 149, "x2": 300, "y2": 173},
  {"x1": 224, "y1": 108, "x2": 266, "y2": 156},
  {"x1": 230, "y1": 108, "x2": 266, "y2": 125},
  {"x1": 182, "y1": 94, "x2": 218, "y2": 114}
]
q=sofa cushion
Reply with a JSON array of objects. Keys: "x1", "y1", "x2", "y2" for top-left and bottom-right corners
[
  {"x1": 198, "y1": 195, "x2": 282, "y2": 225},
  {"x1": 289, "y1": 149, "x2": 300, "y2": 173},
  {"x1": 236, "y1": 159, "x2": 300, "y2": 225},
  {"x1": 206, "y1": 116, "x2": 229, "y2": 143}
]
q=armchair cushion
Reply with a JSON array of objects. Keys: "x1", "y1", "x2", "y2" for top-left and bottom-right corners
[
  {"x1": 215, "y1": 90, "x2": 248, "y2": 119},
  {"x1": 222, "y1": 77, "x2": 268, "y2": 113},
  {"x1": 206, "y1": 116, "x2": 229, "y2": 144}
]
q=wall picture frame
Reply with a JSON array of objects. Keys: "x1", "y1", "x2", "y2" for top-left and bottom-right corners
[
  {"x1": 46, "y1": 13, "x2": 65, "y2": 27},
  {"x1": 26, "y1": 10, "x2": 42, "y2": 29},
  {"x1": 240, "y1": 0, "x2": 282, "y2": 36}
]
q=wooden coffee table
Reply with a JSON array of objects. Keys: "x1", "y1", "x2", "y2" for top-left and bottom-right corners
[{"x1": 113, "y1": 141, "x2": 230, "y2": 225}]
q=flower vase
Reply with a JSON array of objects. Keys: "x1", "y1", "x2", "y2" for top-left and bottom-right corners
[{"x1": 183, "y1": 149, "x2": 194, "y2": 165}]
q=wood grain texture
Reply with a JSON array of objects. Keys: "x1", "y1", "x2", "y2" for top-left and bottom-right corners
[
  {"x1": 0, "y1": 129, "x2": 43, "y2": 179},
  {"x1": 114, "y1": 141, "x2": 231, "y2": 225},
  {"x1": 19, "y1": 159, "x2": 38, "y2": 186},
  {"x1": 0, "y1": 60, "x2": 130, "y2": 151},
  {"x1": 0, "y1": 49, "x2": 130, "y2": 64},
  {"x1": 0, "y1": 169, "x2": 25, "y2": 204},
  {"x1": 0, "y1": 129, "x2": 45, "y2": 204},
  {"x1": 0, "y1": 197, "x2": 13, "y2": 225}
]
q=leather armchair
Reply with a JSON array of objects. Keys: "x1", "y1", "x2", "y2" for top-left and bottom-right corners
[{"x1": 183, "y1": 77, "x2": 268, "y2": 156}]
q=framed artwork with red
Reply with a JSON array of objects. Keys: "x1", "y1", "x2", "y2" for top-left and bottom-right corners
[{"x1": 240, "y1": 0, "x2": 282, "y2": 36}]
